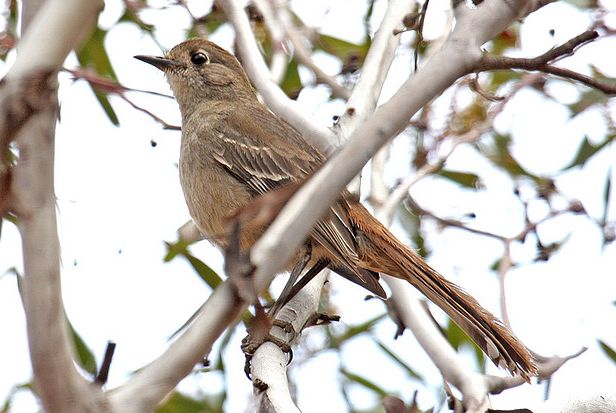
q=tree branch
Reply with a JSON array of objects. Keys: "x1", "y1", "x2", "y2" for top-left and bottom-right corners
[
  {"x1": 251, "y1": 271, "x2": 329, "y2": 412},
  {"x1": 110, "y1": 282, "x2": 245, "y2": 412},
  {"x1": 219, "y1": 0, "x2": 337, "y2": 154},
  {"x1": 4, "y1": 0, "x2": 106, "y2": 412},
  {"x1": 476, "y1": 30, "x2": 616, "y2": 95},
  {"x1": 336, "y1": 0, "x2": 414, "y2": 139}
]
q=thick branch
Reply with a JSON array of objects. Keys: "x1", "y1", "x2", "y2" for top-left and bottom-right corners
[
  {"x1": 5, "y1": 0, "x2": 106, "y2": 412},
  {"x1": 110, "y1": 282, "x2": 244, "y2": 412}
]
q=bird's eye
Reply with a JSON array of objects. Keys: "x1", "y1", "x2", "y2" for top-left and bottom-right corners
[{"x1": 191, "y1": 52, "x2": 209, "y2": 65}]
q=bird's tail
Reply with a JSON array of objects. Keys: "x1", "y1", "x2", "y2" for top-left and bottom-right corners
[{"x1": 347, "y1": 204, "x2": 537, "y2": 381}]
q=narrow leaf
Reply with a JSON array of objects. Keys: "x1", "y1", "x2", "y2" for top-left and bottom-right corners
[
  {"x1": 563, "y1": 135, "x2": 613, "y2": 170},
  {"x1": 599, "y1": 340, "x2": 616, "y2": 364},
  {"x1": 437, "y1": 170, "x2": 481, "y2": 189},
  {"x1": 155, "y1": 392, "x2": 212, "y2": 413},
  {"x1": 340, "y1": 368, "x2": 388, "y2": 397},
  {"x1": 315, "y1": 34, "x2": 369, "y2": 62},
  {"x1": 76, "y1": 27, "x2": 120, "y2": 125},
  {"x1": 375, "y1": 340, "x2": 423, "y2": 381},
  {"x1": 67, "y1": 317, "x2": 97, "y2": 376},
  {"x1": 602, "y1": 168, "x2": 612, "y2": 228},
  {"x1": 280, "y1": 58, "x2": 302, "y2": 99}
]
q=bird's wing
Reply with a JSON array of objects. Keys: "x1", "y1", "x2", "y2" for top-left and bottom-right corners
[
  {"x1": 210, "y1": 106, "x2": 386, "y2": 297},
  {"x1": 211, "y1": 105, "x2": 321, "y2": 194}
]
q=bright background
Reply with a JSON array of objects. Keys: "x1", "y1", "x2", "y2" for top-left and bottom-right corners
[{"x1": 1, "y1": 0, "x2": 615, "y2": 411}]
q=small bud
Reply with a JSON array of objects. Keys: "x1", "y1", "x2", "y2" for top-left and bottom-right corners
[{"x1": 568, "y1": 200, "x2": 585, "y2": 214}]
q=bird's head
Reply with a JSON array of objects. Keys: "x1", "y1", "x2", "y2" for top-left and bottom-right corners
[{"x1": 135, "y1": 39, "x2": 255, "y2": 113}]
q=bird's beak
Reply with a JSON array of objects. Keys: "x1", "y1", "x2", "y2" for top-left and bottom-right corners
[{"x1": 134, "y1": 55, "x2": 183, "y2": 71}]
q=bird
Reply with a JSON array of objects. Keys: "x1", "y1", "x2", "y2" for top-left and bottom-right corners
[{"x1": 135, "y1": 38, "x2": 537, "y2": 380}]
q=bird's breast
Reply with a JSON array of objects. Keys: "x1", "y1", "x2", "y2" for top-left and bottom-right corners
[{"x1": 179, "y1": 135, "x2": 252, "y2": 247}]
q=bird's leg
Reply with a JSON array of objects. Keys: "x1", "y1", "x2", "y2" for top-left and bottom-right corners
[
  {"x1": 224, "y1": 220, "x2": 256, "y2": 303},
  {"x1": 274, "y1": 257, "x2": 330, "y2": 313},
  {"x1": 268, "y1": 244, "x2": 312, "y2": 317}
]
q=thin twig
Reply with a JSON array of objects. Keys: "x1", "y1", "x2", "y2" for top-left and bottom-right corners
[
  {"x1": 476, "y1": 30, "x2": 616, "y2": 94},
  {"x1": 95, "y1": 341, "x2": 117, "y2": 385},
  {"x1": 414, "y1": 0, "x2": 430, "y2": 72}
]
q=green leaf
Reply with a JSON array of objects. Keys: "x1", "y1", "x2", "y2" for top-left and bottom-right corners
[
  {"x1": 482, "y1": 134, "x2": 540, "y2": 181},
  {"x1": 155, "y1": 392, "x2": 218, "y2": 413},
  {"x1": 315, "y1": 34, "x2": 369, "y2": 62},
  {"x1": 567, "y1": 89, "x2": 608, "y2": 116},
  {"x1": 119, "y1": 10, "x2": 154, "y2": 33},
  {"x1": 599, "y1": 340, "x2": 616, "y2": 364},
  {"x1": 184, "y1": 253, "x2": 222, "y2": 289},
  {"x1": 280, "y1": 58, "x2": 302, "y2": 99},
  {"x1": 329, "y1": 313, "x2": 386, "y2": 348},
  {"x1": 562, "y1": 0, "x2": 598, "y2": 8},
  {"x1": 164, "y1": 241, "x2": 223, "y2": 289},
  {"x1": 437, "y1": 170, "x2": 481, "y2": 189},
  {"x1": 563, "y1": 135, "x2": 614, "y2": 170},
  {"x1": 399, "y1": 203, "x2": 427, "y2": 258},
  {"x1": 67, "y1": 317, "x2": 97, "y2": 376},
  {"x1": 489, "y1": 70, "x2": 522, "y2": 90},
  {"x1": 490, "y1": 29, "x2": 518, "y2": 55},
  {"x1": 603, "y1": 168, "x2": 612, "y2": 226},
  {"x1": 375, "y1": 341, "x2": 423, "y2": 381},
  {"x1": 445, "y1": 320, "x2": 485, "y2": 372},
  {"x1": 76, "y1": 27, "x2": 120, "y2": 125},
  {"x1": 340, "y1": 368, "x2": 388, "y2": 397}
]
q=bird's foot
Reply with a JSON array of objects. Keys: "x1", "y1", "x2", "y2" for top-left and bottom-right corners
[{"x1": 241, "y1": 318, "x2": 296, "y2": 379}]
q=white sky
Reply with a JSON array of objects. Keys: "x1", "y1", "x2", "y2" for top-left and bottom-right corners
[{"x1": 1, "y1": 0, "x2": 616, "y2": 412}]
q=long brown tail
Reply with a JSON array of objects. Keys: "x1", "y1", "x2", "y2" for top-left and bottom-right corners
[{"x1": 347, "y1": 204, "x2": 537, "y2": 381}]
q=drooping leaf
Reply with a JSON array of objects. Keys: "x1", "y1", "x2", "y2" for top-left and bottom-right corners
[
  {"x1": 489, "y1": 70, "x2": 523, "y2": 89},
  {"x1": 602, "y1": 168, "x2": 612, "y2": 226},
  {"x1": 445, "y1": 320, "x2": 485, "y2": 373},
  {"x1": 398, "y1": 203, "x2": 427, "y2": 258},
  {"x1": 328, "y1": 313, "x2": 386, "y2": 348},
  {"x1": 437, "y1": 170, "x2": 482, "y2": 190},
  {"x1": 119, "y1": 9, "x2": 154, "y2": 33},
  {"x1": 200, "y1": 4, "x2": 227, "y2": 34},
  {"x1": 567, "y1": 89, "x2": 608, "y2": 116},
  {"x1": 482, "y1": 134, "x2": 540, "y2": 181},
  {"x1": 67, "y1": 316, "x2": 98, "y2": 376},
  {"x1": 164, "y1": 241, "x2": 223, "y2": 289},
  {"x1": 340, "y1": 368, "x2": 388, "y2": 397},
  {"x1": 184, "y1": 254, "x2": 222, "y2": 289},
  {"x1": 562, "y1": 134, "x2": 614, "y2": 170},
  {"x1": 76, "y1": 27, "x2": 119, "y2": 125},
  {"x1": 599, "y1": 340, "x2": 616, "y2": 364},
  {"x1": 375, "y1": 341, "x2": 423, "y2": 381},
  {"x1": 315, "y1": 34, "x2": 370, "y2": 65},
  {"x1": 280, "y1": 58, "x2": 302, "y2": 99},
  {"x1": 451, "y1": 101, "x2": 487, "y2": 135},
  {"x1": 155, "y1": 391, "x2": 220, "y2": 413},
  {"x1": 562, "y1": 0, "x2": 599, "y2": 8}
]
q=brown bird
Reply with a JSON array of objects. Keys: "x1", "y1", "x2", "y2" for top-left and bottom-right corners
[{"x1": 135, "y1": 39, "x2": 537, "y2": 380}]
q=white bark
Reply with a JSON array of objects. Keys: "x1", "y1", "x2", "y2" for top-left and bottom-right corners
[
  {"x1": 251, "y1": 272, "x2": 329, "y2": 412},
  {"x1": 7, "y1": 0, "x2": 105, "y2": 412},
  {"x1": 109, "y1": 282, "x2": 244, "y2": 412}
]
